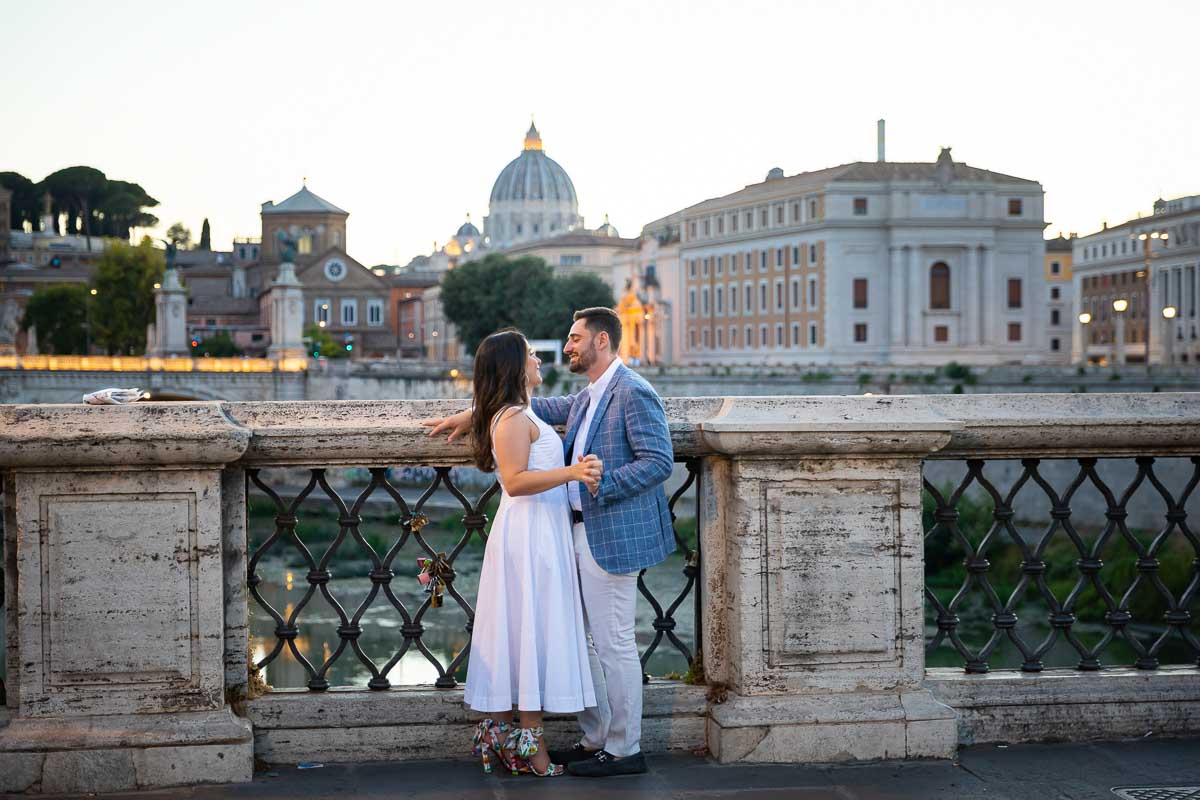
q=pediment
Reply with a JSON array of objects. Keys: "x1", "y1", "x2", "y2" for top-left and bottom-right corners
[{"x1": 295, "y1": 248, "x2": 388, "y2": 290}]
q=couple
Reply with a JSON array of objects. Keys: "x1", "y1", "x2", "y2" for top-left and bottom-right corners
[{"x1": 424, "y1": 306, "x2": 674, "y2": 778}]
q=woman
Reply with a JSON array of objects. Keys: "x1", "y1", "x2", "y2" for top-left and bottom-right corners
[{"x1": 464, "y1": 329, "x2": 600, "y2": 777}]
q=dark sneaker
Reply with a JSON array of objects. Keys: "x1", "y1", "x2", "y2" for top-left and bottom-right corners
[
  {"x1": 566, "y1": 750, "x2": 648, "y2": 777},
  {"x1": 549, "y1": 742, "x2": 598, "y2": 764}
]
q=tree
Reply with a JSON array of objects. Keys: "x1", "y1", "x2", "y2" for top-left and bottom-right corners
[
  {"x1": 166, "y1": 222, "x2": 192, "y2": 249},
  {"x1": 19, "y1": 285, "x2": 88, "y2": 354},
  {"x1": 199, "y1": 218, "x2": 211, "y2": 250},
  {"x1": 440, "y1": 253, "x2": 617, "y2": 352},
  {"x1": 97, "y1": 180, "x2": 159, "y2": 239},
  {"x1": 303, "y1": 323, "x2": 347, "y2": 358},
  {"x1": 194, "y1": 330, "x2": 240, "y2": 357},
  {"x1": 0, "y1": 172, "x2": 41, "y2": 231},
  {"x1": 90, "y1": 238, "x2": 164, "y2": 355},
  {"x1": 41, "y1": 166, "x2": 107, "y2": 242}
]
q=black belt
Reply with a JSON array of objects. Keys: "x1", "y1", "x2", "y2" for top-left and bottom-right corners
[{"x1": 571, "y1": 509, "x2": 584, "y2": 526}]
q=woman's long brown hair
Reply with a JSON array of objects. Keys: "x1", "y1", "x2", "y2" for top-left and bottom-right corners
[{"x1": 470, "y1": 329, "x2": 529, "y2": 472}]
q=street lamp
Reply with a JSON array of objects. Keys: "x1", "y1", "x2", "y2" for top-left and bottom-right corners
[
  {"x1": 85, "y1": 288, "x2": 98, "y2": 354},
  {"x1": 1076, "y1": 311, "x2": 1092, "y2": 365},
  {"x1": 1162, "y1": 305, "x2": 1178, "y2": 366},
  {"x1": 1112, "y1": 298, "x2": 1128, "y2": 365},
  {"x1": 1132, "y1": 228, "x2": 1170, "y2": 362}
]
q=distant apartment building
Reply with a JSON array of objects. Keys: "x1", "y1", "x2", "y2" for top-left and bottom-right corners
[
  {"x1": 1071, "y1": 194, "x2": 1200, "y2": 365},
  {"x1": 1044, "y1": 234, "x2": 1075, "y2": 363},
  {"x1": 675, "y1": 146, "x2": 1047, "y2": 365}
]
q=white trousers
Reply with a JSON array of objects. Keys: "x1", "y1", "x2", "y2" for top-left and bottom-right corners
[{"x1": 572, "y1": 521, "x2": 642, "y2": 757}]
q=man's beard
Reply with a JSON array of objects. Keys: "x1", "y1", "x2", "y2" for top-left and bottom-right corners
[{"x1": 568, "y1": 343, "x2": 596, "y2": 374}]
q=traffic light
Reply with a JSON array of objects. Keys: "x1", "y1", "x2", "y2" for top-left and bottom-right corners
[
  {"x1": 343, "y1": 332, "x2": 354, "y2": 353},
  {"x1": 191, "y1": 339, "x2": 199, "y2": 348},
  {"x1": 49, "y1": 256, "x2": 61, "y2": 268}
]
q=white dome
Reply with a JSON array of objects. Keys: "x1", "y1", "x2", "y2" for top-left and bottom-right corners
[{"x1": 484, "y1": 122, "x2": 583, "y2": 248}]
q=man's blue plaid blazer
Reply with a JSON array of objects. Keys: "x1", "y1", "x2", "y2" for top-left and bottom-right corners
[{"x1": 530, "y1": 363, "x2": 675, "y2": 574}]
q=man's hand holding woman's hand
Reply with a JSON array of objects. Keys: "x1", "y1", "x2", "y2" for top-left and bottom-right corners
[{"x1": 573, "y1": 454, "x2": 602, "y2": 495}]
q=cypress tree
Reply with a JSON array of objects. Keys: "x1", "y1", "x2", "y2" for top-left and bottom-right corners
[{"x1": 199, "y1": 217, "x2": 211, "y2": 250}]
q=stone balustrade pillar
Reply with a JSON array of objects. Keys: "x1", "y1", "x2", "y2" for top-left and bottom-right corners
[
  {"x1": 696, "y1": 397, "x2": 960, "y2": 763},
  {"x1": 0, "y1": 403, "x2": 254, "y2": 794}
]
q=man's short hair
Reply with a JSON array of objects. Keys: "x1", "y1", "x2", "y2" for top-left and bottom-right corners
[{"x1": 573, "y1": 306, "x2": 622, "y2": 352}]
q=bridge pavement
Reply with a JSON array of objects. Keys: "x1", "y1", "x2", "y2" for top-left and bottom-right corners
[{"x1": 7, "y1": 739, "x2": 1197, "y2": 799}]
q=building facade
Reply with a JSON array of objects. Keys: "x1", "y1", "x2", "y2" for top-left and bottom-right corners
[
  {"x1": 1071, "y1": 194, "x2": 1200, "y2": 365},
  {"x1": 1044, "y1": 234, "x2": 1075, "y2": 363},
  {"x1": 675, "y1": 149, "x2": 1047, "y2": 365}
]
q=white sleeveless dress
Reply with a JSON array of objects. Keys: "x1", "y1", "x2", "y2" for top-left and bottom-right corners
[{"x1": 464, "y1": 406, "x2": 596, "y2": 713}]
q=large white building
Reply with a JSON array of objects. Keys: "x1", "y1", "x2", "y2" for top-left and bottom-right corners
[
  {"x1": 1071, "y1": 194, "x2": 1200, "y2": 365},
  {"x1": 674, "y1": 146, "x2": 1048, "y2": 365}
]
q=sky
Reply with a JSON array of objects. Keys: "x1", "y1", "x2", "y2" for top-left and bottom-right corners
[{"x1": 3, "y1": 0, "x2": 1198, "y2": 266}]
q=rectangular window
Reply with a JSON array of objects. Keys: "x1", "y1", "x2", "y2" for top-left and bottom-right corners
[
  {"x1": 1050, "y1": 286, "x2": 1060, "y2": 300},
  {"x1": 703, "y1": 219, "x2": 710, "y2": 236},
  {"x1": 729, "y1": 282, "x2": 738, "y2": 313},
  {"x1": 775, "y1": 324, "x2": 783, "y2": 346},
  {"x1": 792, "y1": 245, "x2": 799, "y2": 264},
  {"x1": 1007, "y1": 278, "x2": 1022, "y2": 309},
  {"x1": 715, "y1": 286, "x2": 724, "y2": 315},
  {"x1": 775, "y1": 249, "x2": 783, "y2": 268},
  {"x1": 809, "y1": 243, "x2": 817, "y2": 265},
  {"x1": 808, "y1": 276, "x2": 818, "y2": 309},
  {"x1": 340, "y1": 299, "x2": 358, "y2": 326},
  {"x1": 791, "y1": 279, "x2": 800, "y2": 309},
  {"x1": 745, "y1": 211, "x2": 753, "y2": 229},
  {"x1": 808, "y1": 198, "x2": 818, "y2": 219},
  {"x1": 689, "y1": 329, "x2": 696, "y2": 348},
  {"x1": 775, "y1": 279, "x2": 784, "y2": 311},
  {"x1": 315, "y1": 299, "x2": 332, "y2": 325},
  {"x1": 1008, "y1": 322, "x2": 1022, "y2": 342},
  {"x1": 759, "y1": 282, "x2": 767, "y2": 310},
  {"x1": 853, "y1": 278, "x2": 868, "y2": 309},
  {"x1": 559, "y1": 254, "x2": 582, "y2": 265},
  {"x1": 716, "y1": 327, "x2": 723, "y2": 348},
  {"x1": 1008, "y1": 198, "x2": 1023, "y2": 216},
  {"x1": 689, "y1": 222, "x2": 697, "y2": 239},
  {"x1": 702, "y1": 258, "x2": 709, "y2": 277},
  {"x1": 702, "y1": 287, "x2": 710, "y2": 315},
  {"x1": 688, "y1": 260, "x2": 696, "y2": 278},
  {"x1": 744, "y1": 325, "x2": 752, "y2": 347},
  {"x1": 367, "y1": 298, "x2": 384, "y2": 326},
  {"x1": 760, "y1": 325, "x2": 768, "y2": 347},
  {"x1": 791, "y1": 323, "x2": 800, "y2": 346},
  {"x1": 729, "y1": 326, "x2": 737, "y2": 346},
  {"x1": 716, "y1": 255, "x2": 723, "y2": 276},
  {"x1": 1050, "y1": 308, "x2": 1060, "y2": 326},
  {"x1": 854, "y1": 323, "x2": 868, "y2": 343},
  {"x1": 701, "y1": 328, "x2": 709, "y2": 348},
  {"x1": 744, "y1": 283, "x2": 752, "y2": 314},
  {"x1": 761, "y1": 209, "x2": 769, "y2": 227},
  {"x1": 732, "y1": 214, "x2": 739, "y2": 232},
  {"x1": 1050, "y1": 337, "x2": 1061, "y2": 351},
  {"x1": 717, "y1": 216, "x2": 724, "y2": 234},
  {"x1": 934, "y1": 325, "x2": 949, "y2": 343},
  {"x1": 688, "y1": 288, "x2": 696, "y2": 316},
  {"x1": 760, "y1": 251, "x2": 767, "y2": 271},
  {"x1": 808, "y1": 322, "x2": 818, "y2": 345},
  {"x1": 776, "y1": 205, "x2": 784, "y2": 224},
  {"x1": 792, "y1": 202, "x2": 800, "y2": 222},
  {"x1": 1050, "y1": 260, "x2": 1061, "y2": 275},
  {"x1": 853, "y1": 197, "x2": 868, "y2": 215}
]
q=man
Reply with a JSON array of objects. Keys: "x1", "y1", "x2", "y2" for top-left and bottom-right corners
[{"x1": 425, "y1": 307, "x2": 675, "y2": 777}]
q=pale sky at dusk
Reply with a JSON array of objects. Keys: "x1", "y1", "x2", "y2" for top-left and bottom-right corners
[{"x1": 4, "y1": 0, "x2": 1197, "y2": 266}]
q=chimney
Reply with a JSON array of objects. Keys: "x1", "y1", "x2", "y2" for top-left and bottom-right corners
[{"x1": 877, "y1": 119, "x2": 886, "y2": 162}]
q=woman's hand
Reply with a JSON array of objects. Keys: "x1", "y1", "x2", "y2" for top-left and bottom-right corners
[
  {"x1": 572, "y1": 454, "x2": 603, "y2": 495},
  {"x1": 421, "y1": 409, "x2": 473, "y2": 442}
]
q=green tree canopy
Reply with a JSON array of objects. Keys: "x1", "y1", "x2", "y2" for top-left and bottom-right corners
[
  {"x1": 199, "y1": 218, "x2": 211, "y2": 250},
  {"x1": 166, "y1": 222, "x2": 192, "y2": 248},
  {"x1": 19, "y1": 285, "x2": 88, "y2": 354},
  {"x1": 440, "y1": 254, "x2": 616, "y2": 353},
  {"x1": 303, "y1": 323, "x2": 347, "y2": 358},
  {"x1": 194, "y1": 330, "x2": 240, "y2": 357},
  {"x1": 0, "y1": 171, "x2": 41, "y2": 231},
  {"x1": 90, "y1": 238, "x2": 164, "y2": 355},
  {"x1": 41, "y1": 166, "x2": 107, "y2": 240},
  {"x1": 98, "y1": 180, "x2": 159, "y2": 238}
]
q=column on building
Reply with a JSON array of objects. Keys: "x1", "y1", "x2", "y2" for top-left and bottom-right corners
[
  {"x1": 963, "y1": 245, "x2": 980, "y2": 347},
  {"x1": 888, "y1": 245, "x2": 905, "y2": 350},
  {"x1": 906, "y1": 245, "x2": 922, "y2": 346},
  {"x1": 1071, "y1": 271, "x2": 1086, "y2": 364},
  {"x1": 980, "y1": 246, "x2": 994, "y2": 346}
]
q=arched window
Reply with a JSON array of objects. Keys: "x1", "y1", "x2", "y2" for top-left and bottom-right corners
[{"x1": 930, "y1": 262, "x2": 951, "y2": 309}]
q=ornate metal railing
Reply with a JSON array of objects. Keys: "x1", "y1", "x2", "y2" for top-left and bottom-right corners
[
  {"x1": 924, "y1": 456, "x2": 1200, "y2": 673},
  {"x1": 246, "y1": 458, "x2": 700, "y2": 691}
]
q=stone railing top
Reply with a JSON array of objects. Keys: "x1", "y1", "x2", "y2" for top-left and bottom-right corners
[
  {"x1": 0, "y1": 402, "x2": 250, "y2": 468},
  {"x1": 2, "y1": 393, "x2": 1199, "y2": 468}
]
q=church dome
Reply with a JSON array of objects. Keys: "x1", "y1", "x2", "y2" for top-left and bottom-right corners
[
  {"x1": 595, "y1": 214, "x2": 619, "y2": 238},
  {"x1": 488, "y1": 122, "x2": 579, "y2": 206},
  {"x1": 456, "y1": 215, "x2": 480, "y2": 238}
]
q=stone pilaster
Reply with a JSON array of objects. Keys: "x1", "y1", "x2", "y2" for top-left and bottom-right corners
[
  {"x1": 697, "y1": 397, "x2": 960, "y2": 763},
  {"x1": 0, "y1": 403, "x2": 254, "y2": 793},
  {"x1": 148, "y1": 267, "x2": 189, "y2": 357},
  {"x1": 267, "y1": 261, "x2": 305, "y2": 362}
]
